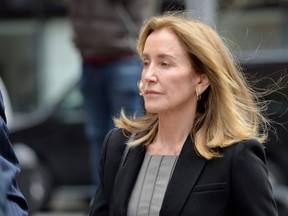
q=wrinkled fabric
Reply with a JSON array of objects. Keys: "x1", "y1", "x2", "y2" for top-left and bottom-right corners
[{"x1": 0, "y1": 92, "x2": 28, "y2": 216}]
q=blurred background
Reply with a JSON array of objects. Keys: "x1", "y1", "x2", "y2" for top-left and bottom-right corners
[{"x1": 0, "y1": 0, "x2": 288, "y2": 215}]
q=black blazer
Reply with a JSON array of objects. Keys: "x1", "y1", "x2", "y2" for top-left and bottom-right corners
[{"x1": 90, "y1": 128, "x2": 278, "y2": 216}]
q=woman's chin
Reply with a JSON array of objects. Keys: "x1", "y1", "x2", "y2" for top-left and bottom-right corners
[{"x1": 145, "y1": 106, "x2": 161, "y2": 114}]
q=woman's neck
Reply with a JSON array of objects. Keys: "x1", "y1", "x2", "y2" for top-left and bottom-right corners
[{"x1": 147, "y1": 110, "x2": 195, "y2": 155}]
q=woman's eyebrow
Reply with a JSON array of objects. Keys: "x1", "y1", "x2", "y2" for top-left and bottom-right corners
[{"x1": 141, "y1": 53, "x2": 176, "y2": 60}]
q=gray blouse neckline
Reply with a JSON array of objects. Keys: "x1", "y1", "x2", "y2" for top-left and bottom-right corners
[{"x1": 127, "y1": 153, "x2": 178, "y2": 216}]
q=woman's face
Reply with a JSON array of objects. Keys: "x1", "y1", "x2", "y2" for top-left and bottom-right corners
[{"x1": 141, "y1": 28, "x2": 203, "y2": 115}]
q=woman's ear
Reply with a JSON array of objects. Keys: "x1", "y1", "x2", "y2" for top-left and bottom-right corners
[{"x1": 197, "y1": 73, "x2": 210, "y2": 94}]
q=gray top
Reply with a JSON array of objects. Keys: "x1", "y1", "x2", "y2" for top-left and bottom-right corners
[{"x1": 127, "y1": 153, "x2": 178, "y2": 216}]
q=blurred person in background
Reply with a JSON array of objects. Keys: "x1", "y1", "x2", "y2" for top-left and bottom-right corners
[
  {"x1": 89, "y1": 13, "x2": 278, "y2": 216},
  {"x1": 0, "y1": 92, "x2": 28, "y2": 216},
  {"x1": 69, "y1": 0, "x2": 150, "y2": 188}
]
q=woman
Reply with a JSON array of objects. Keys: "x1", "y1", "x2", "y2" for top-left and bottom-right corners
[{"x1": 90, "y1": 13, "x2": 278, "y2": 216}]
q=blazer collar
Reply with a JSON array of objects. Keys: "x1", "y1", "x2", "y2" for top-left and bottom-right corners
[
  {"x1": 111, "y1": 136, "x2": 207, "y2": 216},
  {"x1": 110, "y1": 143, "x2": 146, "y2": 215},
  {"x1": 160, "y1": 136, "x2": 207, "y2": 215}
]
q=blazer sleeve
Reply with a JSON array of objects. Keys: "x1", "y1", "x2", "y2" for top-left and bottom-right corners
[
  {"x1": 0, "y1": 93, "x2": 28, "y2": 216},
  {"x1": 230, "y1": 140, "x2": 278, "y2": 216},
  {"x1": 0, "y1": 167, "x2": 7, "y2": 215},
  {"x1": 90, "y1": 128, "x2": 127, "y2": 216}
]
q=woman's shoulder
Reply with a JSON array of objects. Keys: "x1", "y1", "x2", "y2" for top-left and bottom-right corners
[
  {"x1": 102, "y1": 128, "x2": 129, "y2": 156},
  {"x1": 222, "y1": 139, "x2": 266, "y2": 162},
  {"x1": 106, "y1": 127, "x2": 126, "y2": 139},
  {"x1": 104, "y1": 127, "x2": 127, "y2": 144},
  {"x1": 226, "y1": 139, "x2": 264, "y2": 151}
]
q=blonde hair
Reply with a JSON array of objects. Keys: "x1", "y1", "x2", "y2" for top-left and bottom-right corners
[{"x1": 114, "y1": 13, "x2": 269, "y2": 159}]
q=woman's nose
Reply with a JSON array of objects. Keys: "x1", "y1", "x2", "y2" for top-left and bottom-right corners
[{"x1": 143, "y1": 65, "x2": 157, "y2": 82}]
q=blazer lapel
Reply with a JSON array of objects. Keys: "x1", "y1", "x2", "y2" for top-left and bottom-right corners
[
  {"x1": 110, "y1": 144, "x2": 146, "y2": 215},
  {"x1": 160, "y1": 136, "x2": 207, "y2": 216}
]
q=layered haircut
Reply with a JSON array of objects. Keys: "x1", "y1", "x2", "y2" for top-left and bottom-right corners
[{"x1": 114, "y1": 13, "x2": 269, "y2": 159}]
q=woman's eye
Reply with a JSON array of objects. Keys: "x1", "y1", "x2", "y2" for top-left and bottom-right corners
[
  {"x1": 161, "y1": 62, "x2": 169, "y2": 67},
  {"x1": 142, "y1": 60, "x2": 150, "y2": 67}
]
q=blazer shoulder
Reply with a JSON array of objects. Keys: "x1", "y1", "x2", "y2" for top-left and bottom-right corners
[
  {"x1": 224, "y1": 139, "x2": 266, "y2": 160},
  {"x1": 219, "y1": 139, "x2": 268, "y2": 180},
  {"x1": 104, "y1": 128, "x2": 128, "y2": 152},
  {"x1": 101, "y1": 128, "x2": 129, "y2": 170},
  {"x1": 224, "y1": 140, "x2": 277, "y2": 216}
]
